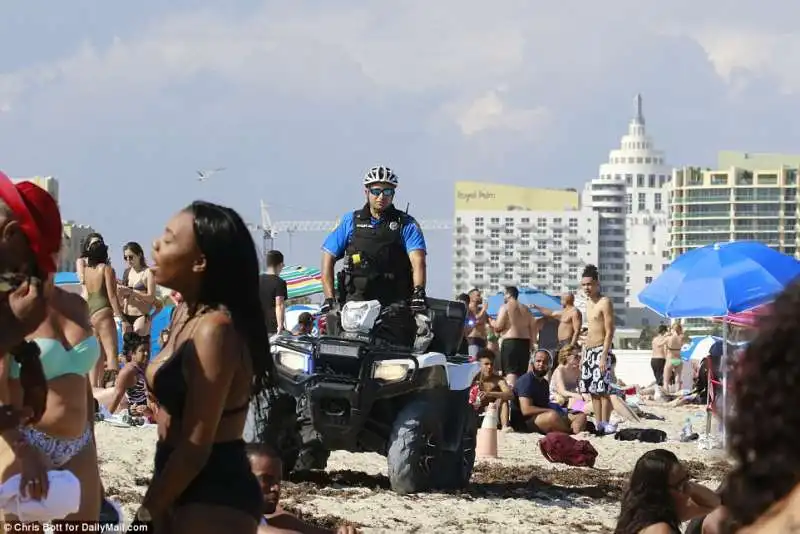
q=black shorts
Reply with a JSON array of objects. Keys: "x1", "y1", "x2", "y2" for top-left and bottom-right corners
[
  {"x1": 500, "y1": 338, "x2": 531, "y2": 376},
  {"x1": 155, "y1": 439, "x2": 262, "y2": 520},
  {"x1": 651, "y1": 358, "x2": 666, "y2": 386}
]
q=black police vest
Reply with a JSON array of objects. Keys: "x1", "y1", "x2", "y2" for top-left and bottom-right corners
[{"x1": 342, "y1": 204, "x2": 414, "y2": 305}]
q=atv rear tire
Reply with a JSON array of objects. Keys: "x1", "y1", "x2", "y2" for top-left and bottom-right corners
[{"x1": 387, "y1": 398, "x2": 441, "y2": 494}]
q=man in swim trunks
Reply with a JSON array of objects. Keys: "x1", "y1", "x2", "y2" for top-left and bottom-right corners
[
  {"x1": 578, "y1": 264, "x2": 617, "y2": 435},
  {"x1": 465, "y1": 288, "x2": 489, "y2": 358},
  {"x1": 533, "y1": 292, "x2": 582, "y2": 361},
  {"x1": 491, "y1": 286, "x2": 534, "y2": 387},
  {"x1": 663, "y1": 322, "x2": 685, "y2": 393}
]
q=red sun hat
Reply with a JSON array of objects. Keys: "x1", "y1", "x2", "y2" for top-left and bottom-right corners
[{"x1": 0, "y1": 171, "x2": 62, "y2": 275}]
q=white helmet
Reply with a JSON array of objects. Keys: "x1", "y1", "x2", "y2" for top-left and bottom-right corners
[{"x1": 363, "y1": 166, "x2": 399, "y2": 187}]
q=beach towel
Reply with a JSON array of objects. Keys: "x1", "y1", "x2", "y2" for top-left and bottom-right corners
[
  {"x1": 0, "y1": 470, "x2": 81, "y2": 522},
  {"x1": 538, "y1": 432, "x2": 598, "y2": 468}
]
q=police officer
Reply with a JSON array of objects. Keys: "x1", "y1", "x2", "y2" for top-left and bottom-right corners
[{"x1": 320, "y1": 165, "x2": 427, "y2": 314}]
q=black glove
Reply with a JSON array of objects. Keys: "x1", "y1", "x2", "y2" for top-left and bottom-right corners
[
  {"x1": 320, "y1": 297, "x2": 337, "y2": 315},
  {"x1": 410, "y1": 286, "x2": 427, "y2": 312}
]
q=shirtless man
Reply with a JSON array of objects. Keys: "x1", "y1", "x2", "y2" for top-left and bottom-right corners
[
  {"x1": 472, "y1": 349, "x2": 513, "y2": 431},
  {"x1": 578, "y1": 264, "x2": 617, "y2": 435},
  {"x1": 664, "y1": 322, "x2": 685, "y2": 393},
  {"x1": 651, "y1": 325, "x2": 668, "y2": 388},
  {"x1": 533, "y1": 293, "x2": 582, "y2": 360},
  {"x1": 465, "y1": 289, "x2": 489, "y2": 358},
  {"x1": 490, "y1": 286, "x2": 533, "y2": 386}
]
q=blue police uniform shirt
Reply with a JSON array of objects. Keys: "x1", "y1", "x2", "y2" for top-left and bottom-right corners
[{"x1": 322, "y1": 210, "x2": 427, "y2": 259}]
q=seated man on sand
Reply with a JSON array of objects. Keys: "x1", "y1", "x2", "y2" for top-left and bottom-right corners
[
  {"x1": 471, "y1": 349, "x2": 514, "y2": 431},
  {"x1": 247, "y1": 443, "x2": 359, "y2": 534},
  {"x1": 509, "y1": 350, "x2": 587, "y2": 435}
]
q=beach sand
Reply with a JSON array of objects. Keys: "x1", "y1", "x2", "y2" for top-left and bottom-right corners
[{"x1": 96, "y1": 403, "x2": 727, "y2": 533}]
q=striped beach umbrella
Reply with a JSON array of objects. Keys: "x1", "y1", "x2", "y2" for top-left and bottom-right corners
[{"x1": 278, "y1": 265, "x2": 329, "y2": 299}]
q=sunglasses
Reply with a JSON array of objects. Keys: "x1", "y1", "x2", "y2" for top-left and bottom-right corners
[
  {"x1": 368, "y1": 187, "x2": 395, "y2": 197},
  {"x1": 124, "y1": 255, "x2": 136, "y2": 261}
]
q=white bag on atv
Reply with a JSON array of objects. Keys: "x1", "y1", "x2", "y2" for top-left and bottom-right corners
[{"x1": 341, "y1": 300, "x2": 382, "y2": 334}]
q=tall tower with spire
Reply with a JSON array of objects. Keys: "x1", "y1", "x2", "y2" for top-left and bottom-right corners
[{"x1": 583, "y1": 94, "x2": 671, "y2": 327}]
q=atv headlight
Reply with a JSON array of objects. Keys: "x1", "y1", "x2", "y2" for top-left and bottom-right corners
[
  {"x1": 372, "y1": 362, "x2": 410, "y2": 382},
  {"x1": 277, "y1": 350, "x2": 311, "y2": 373}
]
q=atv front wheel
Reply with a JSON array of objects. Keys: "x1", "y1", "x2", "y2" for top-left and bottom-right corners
[{"x1": 386, "y1": 398, "x2": 441, "y2": 494}]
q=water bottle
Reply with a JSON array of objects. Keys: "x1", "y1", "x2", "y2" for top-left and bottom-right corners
[{"x1": 680, "y1": 417, "x2": 693, "y2": 442}]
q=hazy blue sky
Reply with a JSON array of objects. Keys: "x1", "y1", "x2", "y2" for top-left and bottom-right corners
[{"x1": 1, "y1": 1, "x2": 798, "y2": 295}]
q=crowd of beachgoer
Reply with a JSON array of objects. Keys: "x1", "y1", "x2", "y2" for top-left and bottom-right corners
[
  {"x1": 1, "y1": 173, "x2": 798, "y2": 533},
  {"x1": 0, "y1": 174, "x2": 357, "y2": 532}
]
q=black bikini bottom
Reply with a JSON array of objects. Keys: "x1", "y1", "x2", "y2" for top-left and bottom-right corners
[
  {"x1": 121, "y1": 313, "x2": 148, "y2": 326},
  {"x1": 154, "y1": 439, "x2": 262, "y2": 520}
]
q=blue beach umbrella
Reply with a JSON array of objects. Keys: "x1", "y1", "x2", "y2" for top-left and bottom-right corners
[
  {"x1": 485, "y1": 287, "x2": 562, "y2": 318},
  {"x1": 680, "y1": 335, "x2": 722, "y2": 362},
  {"x1": 638, "y1": 241, "x2": 800, "y2": 318}
]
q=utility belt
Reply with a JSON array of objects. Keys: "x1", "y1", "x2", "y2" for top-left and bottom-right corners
[{"x1": 336, "y1": 259, "x2": 397, "y2": 306}]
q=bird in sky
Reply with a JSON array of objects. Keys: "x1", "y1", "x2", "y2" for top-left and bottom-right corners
[{"x1": 196, "y1": 167, "x2": 226, "y2": 181}]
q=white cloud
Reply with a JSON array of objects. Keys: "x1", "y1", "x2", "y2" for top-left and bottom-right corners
[
  {"x1": 451, "y1": 89, "x2": 550, "y2": 137},
  {"x1": 3, "y1": 1, "x2": 800, "y2": 136}
]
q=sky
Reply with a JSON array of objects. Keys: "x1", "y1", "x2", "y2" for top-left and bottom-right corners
[{"x1": 1, "y1": 1, "x2": 799, "y2": 296}]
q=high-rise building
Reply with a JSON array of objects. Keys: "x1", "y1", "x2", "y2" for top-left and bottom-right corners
[
  {"x1": 10, "y1": 176, "x2": 97, "y2": 273},
  {"x1": 586, "y1": 95, "x2": 672, "y2": 326},
  {"x1": 670, "y1": 164, "x2": 799, "y2": 258},
  {"x1": 452, "y1": 181, "x2": 599, "y2": 297}
]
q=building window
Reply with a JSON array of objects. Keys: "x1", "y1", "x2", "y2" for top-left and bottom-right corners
[
  {"x1": 474, "y1": 217, "x2": 484, "y2": 226},
  {"x1": 645, "y1": 276, "x2": 653, "y2": 284},
  {"x1": 537, "y1": 264, "x2": 546, "y2": 273},
  {"x1": 638, "y1": 192, "x2": 646, "y2": 211},
  {"x1": 568, "y1": 218, "x2": 577, "y2": 228},
  {"x1": 645, "y1": 264, "x2": 652, "y2": 271},
  {"x1": 626, "y1": 194, "x2": 632, "y2": 214},
  {"x1": 537, "y1": 241, "x2": 547, "y2": 250},
  {"x1": 537, "y1": 218, "x2": 546, "y2": 226},
  {"x1": 475, "y1": 242, "x2": 484, "y2": 250},
  {"x1": 637, "y1": 174, "x2": 645, "y2": 187},
  {"x1": 648, "y1": 174, "x2": 656, "y2": 188},
  {"x1": 654, "y1": 193, "x2": 662, "y2": 212},
  {"x1": 490, "y1": 253, "x2": 499, "y2": 261},
  {"x1": 553, "y1": 253, "x2": 562, "y2": 263},
  {"x1": 490, "y1": 229, "x2": 500, "y2": 238},
  {"x1": 490, "y1": 217, "x2": 500, "y2": 224},
  {"x1": 625, "y1": 174, "x2": 633, "y2": 186}
]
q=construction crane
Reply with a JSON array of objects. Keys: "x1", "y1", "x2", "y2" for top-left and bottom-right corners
[{"x1": 247, "y1": 200, "x2": 453, "y2": 259}]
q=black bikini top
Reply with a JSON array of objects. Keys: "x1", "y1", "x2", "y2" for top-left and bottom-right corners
[{"x1": 149, "y1": 310, "x2": 249, "y2": 420}]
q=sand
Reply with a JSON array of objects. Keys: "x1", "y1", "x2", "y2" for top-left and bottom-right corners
[{"x1": 96, "y1": 403, "x2": 728, "y2": 534}]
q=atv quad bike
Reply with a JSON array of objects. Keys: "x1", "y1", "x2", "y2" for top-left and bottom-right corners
[{"x1": 268, "y1": 298, "x2": 480, "y2": 494}]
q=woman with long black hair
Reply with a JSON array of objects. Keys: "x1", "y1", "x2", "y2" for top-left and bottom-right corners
[
  {"x1": 135, "y1": 201, "x2": 273, "y2": 533},
  {"x1": 615, "y1": 449, "x2": 719, "y2": 534}
]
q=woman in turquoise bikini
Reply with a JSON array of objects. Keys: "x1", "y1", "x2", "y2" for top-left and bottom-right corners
[{"x1": 0, "y1": 183, "x2": 102, "y2": 526}]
